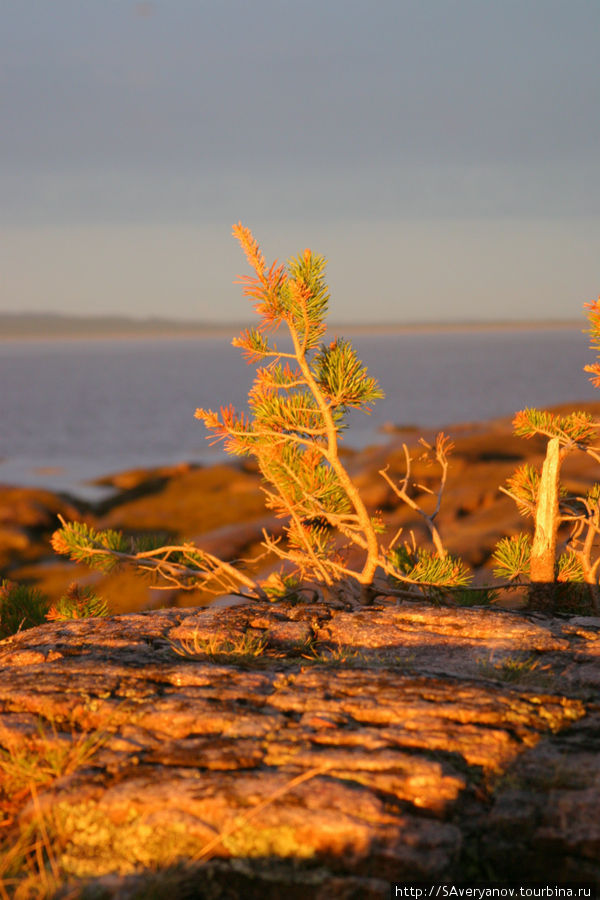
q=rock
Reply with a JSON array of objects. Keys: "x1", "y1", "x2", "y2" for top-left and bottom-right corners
[
  {"x1": 188, "y1": 515, "x2": 285, "y2": 560},
  {"x1": 0, "y1": 485, "x2": 81, "y2": 571},
  {"x1": 95, "y1": 464, "x2": 266, "y2": 536},
  {"x1": 0, "y1": 486, "x2": 78, "y2": 531},
  {"x1": 91, "y1": 461, "x2": 194, "y2": 495},
  {"x1": 3, "y1": 465, "x2": 270, "y2": 614},
  {"x1": 0, "y1": 600, "x2": 599, "y2": 897},
  {"x1": 0, "y1": 524, "x2": 30, "y2": 566},
  {"x1": 5, "y1": 401, "x2": 600, "y2": 615}
]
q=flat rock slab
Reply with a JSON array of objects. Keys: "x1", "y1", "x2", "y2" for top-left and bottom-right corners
[{"x1": 0, "y1": 600, "x2": 599, "y2": 898}]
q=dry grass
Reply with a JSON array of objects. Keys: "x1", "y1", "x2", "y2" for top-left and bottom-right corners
[
  {"x1": 169, "y1": 630, "x2": 268, "y2": 661},
  {"x1": 0, "y1": 715, "x2": 112, "y2": 898}
]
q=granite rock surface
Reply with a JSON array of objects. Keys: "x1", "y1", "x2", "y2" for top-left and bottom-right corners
[{"x1": 1, "y1": 599, "x2": 599, "y2": 897}]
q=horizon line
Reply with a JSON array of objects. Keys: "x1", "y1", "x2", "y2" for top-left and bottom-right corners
[{"x1": 0, "y1": 310, "x2": 583, "y2": 337}]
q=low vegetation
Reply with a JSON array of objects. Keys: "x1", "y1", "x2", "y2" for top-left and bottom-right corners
[
  {"x1": 1, "y1": 227, "x2": 598, "y2": 627},
  {"x1": 170, "y1": 630, "x2": 268, "y2": 662},
  {"x1": 0, "y1": 715, "x2": 111, "y2": 899},
  {"x1": 43, "y1": 225, "x2": 600, "y2": 614}
]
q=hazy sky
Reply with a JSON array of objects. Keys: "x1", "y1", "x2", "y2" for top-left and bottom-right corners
[{"x1": 1, "y1": 1, "x2": 599, "y2": 324}]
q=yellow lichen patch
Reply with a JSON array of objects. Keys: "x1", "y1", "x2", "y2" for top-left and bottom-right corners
[
  {"x1": 525, "y1": 694, "x2": 586, "y2": 732},
  {"x1": 222, "y1": 823, "x2": 315, "y2": 859},
  {"x1": 55, "y1": 801, "x2": 214, "y2": 878}
]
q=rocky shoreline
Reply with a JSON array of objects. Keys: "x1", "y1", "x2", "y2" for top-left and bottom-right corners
[{"x1": 3, "y1": 402, "x2": 600, "y2": 615}]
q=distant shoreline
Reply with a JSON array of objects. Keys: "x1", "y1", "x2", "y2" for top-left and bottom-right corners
[{"x1": 0, "y1": 314, "x2": 583, "y2": 342}]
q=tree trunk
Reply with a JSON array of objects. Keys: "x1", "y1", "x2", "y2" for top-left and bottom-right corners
[{"x1": 529, "y1": 437, "x2": 561, "y2": 607}]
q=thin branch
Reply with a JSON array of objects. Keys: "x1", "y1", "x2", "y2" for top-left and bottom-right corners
[
  {"x1": 379, "y1": 451, "x2": 447, "y2": 558},
  {"x1": 386, "y1": 525, "x2": 405, "y2": 553}
]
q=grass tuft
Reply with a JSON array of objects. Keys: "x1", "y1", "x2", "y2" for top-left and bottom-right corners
[
  {"x1": 476, "y1": 654, "x2": 553, "y2": 684},
  {"x1": 169, "y1": 630, "x2": 268, "y2": 661}
]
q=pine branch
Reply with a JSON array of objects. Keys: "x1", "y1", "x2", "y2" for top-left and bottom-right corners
[
  {"x1": 52, "y1": 225, "x2": 491, "y2": 608},
  {"x1": 52, "y1": 517, "x2": 264, "y2": 598},
  {"x1": 0, "y1": 580, "x2": 49, "y2": 639},
  {"x1": 313, "y1": 339, "x2": 384, "y2": 410},
  {"x1": 389, "y1": 544, "x2": 471, "y2": 589},
  {"x1": 492, "y1": 534, "x2": 532, "y2": 581},
  {"x1": 584, "y1": 296, "x2": 600, "y2": 387},
  {"x1": 500, "y1": 463, "x2": 540, "y2": 517},
  {"x1": 513, "y1": 408, "x2": 597, "y2": 446},
  {"x1": 46, "y1": 583, "x2": 108, "y2": 622},
  {"x1": 556, "y1": 552, "x2": 584, "y2": 584}
]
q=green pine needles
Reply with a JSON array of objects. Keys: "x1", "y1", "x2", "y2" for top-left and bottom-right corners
[{"x1": 45, "y1": 583, "x2": 108, "y2": 622}]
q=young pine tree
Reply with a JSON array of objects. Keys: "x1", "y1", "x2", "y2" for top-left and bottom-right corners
[
  {"x1": 493, "y1": 298, "x2": 600, "y2": 612},
  {"x1": 196, "y1": 224, "x2": 386, "y2": 595},
  {"x1": 52, "y1": 225, "x2": 469, "y2": 606}
]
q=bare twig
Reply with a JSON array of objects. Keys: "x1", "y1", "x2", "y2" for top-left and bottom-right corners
[{"x1": 379, "y1": 435, "x2": 449, "y2": 559}]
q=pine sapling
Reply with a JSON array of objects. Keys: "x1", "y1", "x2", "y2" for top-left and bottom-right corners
[
  {"x1": 196, "y1": 224, "x2": 387, "y2": 599},
  {"x1": 52, "y1": 224, "x2": 469, "y2": 606},
  {"x1": 493, "y1": 298, "x2": 600, "y2": 612}
]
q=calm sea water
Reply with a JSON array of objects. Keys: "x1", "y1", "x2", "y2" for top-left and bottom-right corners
[{"x1": 0, "y1": 328, "x2": 597, "y2": 499}]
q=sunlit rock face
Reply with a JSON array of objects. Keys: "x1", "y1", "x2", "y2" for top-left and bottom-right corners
[{"x1": 0, "y1": 600, "x2": 599, "y2": 896}]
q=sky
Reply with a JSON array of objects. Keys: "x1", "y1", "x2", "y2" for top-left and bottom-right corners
[{"x1": 1, "y1": 0, "x2": 599, "y2": 325}]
